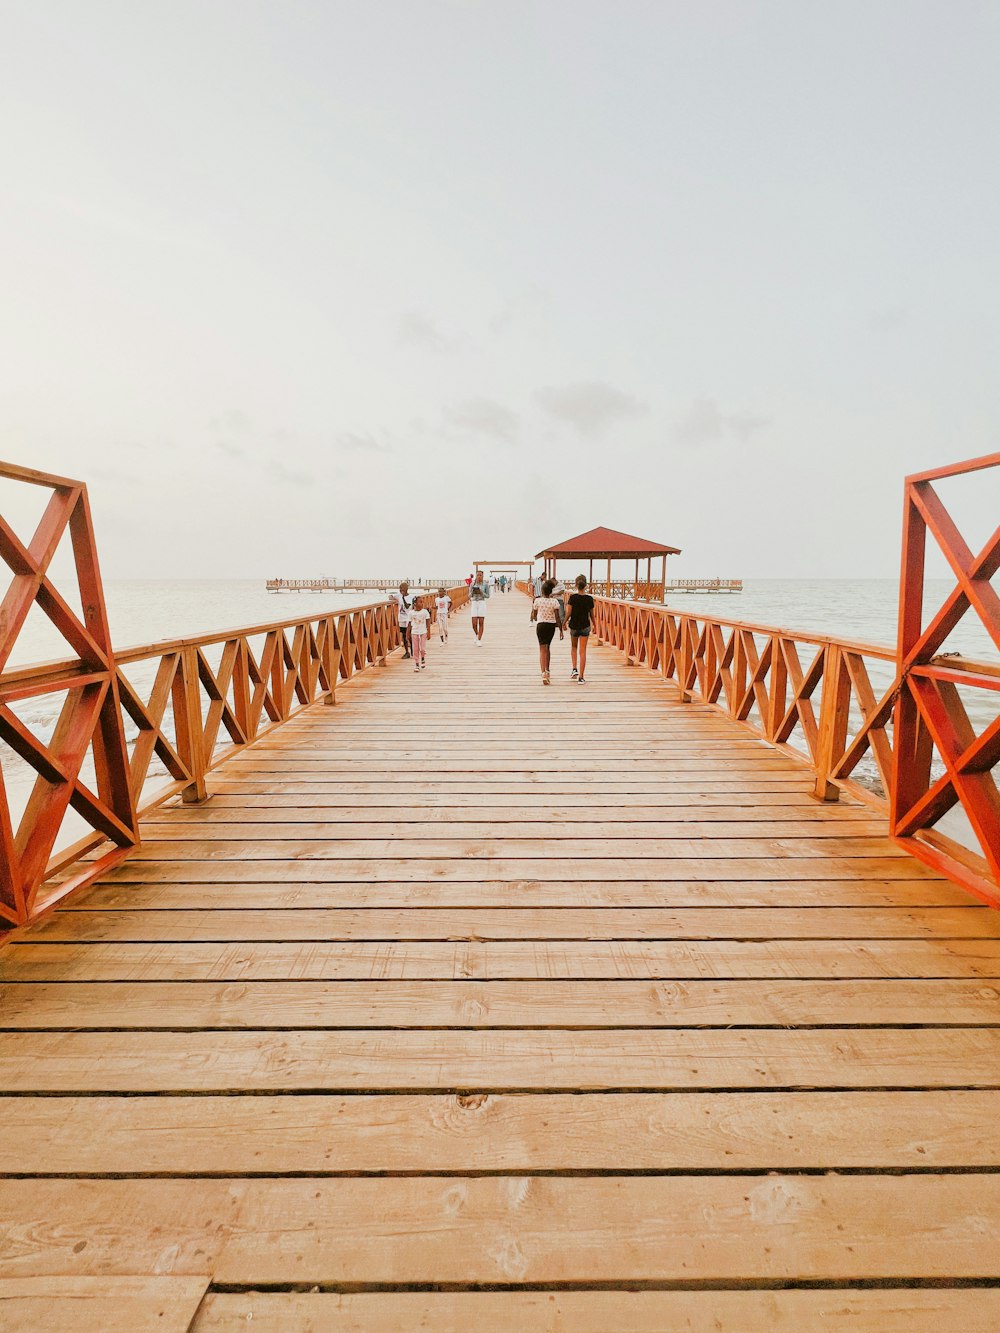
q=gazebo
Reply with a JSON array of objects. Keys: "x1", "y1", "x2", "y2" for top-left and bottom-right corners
[{"x1": 537, "y1": 525, "x2": 681, "y2": 602}]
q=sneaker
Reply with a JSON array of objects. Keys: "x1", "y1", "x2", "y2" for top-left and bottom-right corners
[
  {"x1": 571, "y1": 668, "x2": 578, "y2": 679},
  {"x1": 578, "y1": 676, "x2": 586, "y2": 684},
  {"x1": 420, "y1": 662, "x2": 426, "y2": 669}
]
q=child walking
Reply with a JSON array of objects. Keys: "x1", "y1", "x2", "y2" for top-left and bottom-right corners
[
  {"x1": 434, "y1": 586, "x2": 452, "y2": 643},
  {"x1": 530, "y1": 579, "x2": 564, "y2": 685},
  {"x1": 409, "y1": 601, "x2": 430, "y2": 670}
]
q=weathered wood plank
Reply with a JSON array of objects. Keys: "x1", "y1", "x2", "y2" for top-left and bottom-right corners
[
  {"x1": 138, "y1": 819, "x2": 888, "y2": 840},
  {"x1": 206, "y1": 777, "x2": 813, "y2": 793},
  {"x1": 0, "y1": 1278, "x2": 210, "y2": 1333},
  {"x1": 190, "y1": 1289, "x2": 1000, "y2": 1333},
  {"x1": 5, "y1": 1090, "x2": 1000, "y2": 1173},
  {"x1": 25, "y1": 906, "x2": 997, "y2": 943},
  {"x1": 7, "y1": 1176, "x2": 998, "y2": 1282},
  {"x1": 70, "y1": 878, "x2": 976, "y2": 910},
  {"x1": 98, "y1": 857, "x2": 938, "y2": 882},
  {"x1": 124, "y1": 835, "x2": 910, "y2": 860},
  {"x1": 4, "y1": 1028, "x2": 999, "y2": 1092},
  {"x1": 2, "y1": 979, "x2": 997, "y2": 1029},
  {"x1": 7, "y1": 938, "x2": 1000, "y2": 981},
  {"x1": 192, "y1": 793, "x2": 873, "y2": 811}
]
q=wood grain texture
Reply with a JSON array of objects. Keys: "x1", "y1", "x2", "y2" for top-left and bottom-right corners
[
  {"x1": 191, "y1": 1289, "x2": 1000, "y2": 1333},
  {"x1": 5, "y1": 1090, "x2": 999, "y2": 1173},
  {"x1": 4, "y1": 1027, "x2": 999, "y2": 1091},
  {"x1": 0, "y1": 1278, "x2": 210, "y2": 1333},
  {"x1": 4, "y1": 590, "x2": 1000, "y2": 1305}
]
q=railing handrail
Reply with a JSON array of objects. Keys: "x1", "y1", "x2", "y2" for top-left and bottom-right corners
[
  {"x1": 1, "y1": 596, "x2": 402, "y2": 685},
  {"x1": 587, "y1": 594, "x2": 899, "y2": 660}
]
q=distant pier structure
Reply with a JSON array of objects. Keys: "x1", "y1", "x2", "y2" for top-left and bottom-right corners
[
  {"x1": 266, "y1": 576, "x2": 460, "y2": 593},
  {"x1": 665, "y1": 577, "x2": 743, "y2": 594}
]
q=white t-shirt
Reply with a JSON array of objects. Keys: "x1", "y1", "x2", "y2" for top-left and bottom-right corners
[
  {"x1": 409, "y1": 608, "x2": 430, "y2": 637},
  {"x1": 435, "y1": 595, "x2": 452, "y2": 618},
  {"x1": 392, "y1": 591, "x2": 412, "y2": 625}
]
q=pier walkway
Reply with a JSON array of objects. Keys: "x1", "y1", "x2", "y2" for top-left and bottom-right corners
[{"x1": 3, "y1": 592, "x2": 1000, "y2": 1329}]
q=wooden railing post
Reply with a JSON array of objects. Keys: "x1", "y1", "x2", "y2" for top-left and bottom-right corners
[
  {"x1": 813, "y1": 643, "x2": 850, "y2": 802},
  {"x1": 678, "y1": 617, "x2": 692, "y2": 703},
  {"x1": 322, "y1": 614, "x2": 337, "y2": 705},
  {"x1": 173, "y1": 645, "x2": 208, "y2": 804},
  {"x1": 766, "y1": 636, "x2": 788, "y2": 743}
]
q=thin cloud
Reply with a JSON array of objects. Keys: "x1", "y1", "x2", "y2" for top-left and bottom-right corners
[
  {"x1": 266, "y1": 460, "x2": 312, "y2": 487},
  {"x1": 444, "y1": 397, "x2": 519, "y2": 444},
  {"x1": 398, "y1": 310, "x2": 452, "y2": 351},
  {"x1": 337, "y1": 431, "x2": 393, "y2": 453},
  {"x1": 534, "y1": 381, "x2": 647, "y2": 437},
  {"x1": 672, "y1": 398, "x2": 771, "y2": 447},
  {"x1": 213, "y1": 438, "x2": 247, "y2": 459},
  {"x1": 866, "y1": 306, "x2": 908, "y2": 332},
  {"x1": 723, "y1": 412, "x2": 771, "y2": 442}
]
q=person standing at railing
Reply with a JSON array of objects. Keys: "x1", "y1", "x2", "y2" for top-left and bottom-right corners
[
  {"x1": 392, "y1": 581, "x2": 414, "y2": 658},
  {"x1": 567, "y1": 574, "x2": 594, "y2": 683},
  {"x1": 469, "y1": 571, "x2": 489, "y2": 642}
]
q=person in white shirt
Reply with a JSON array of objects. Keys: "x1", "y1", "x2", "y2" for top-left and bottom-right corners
[
  {"x1": 469, "y1": 572, "x2": 489, "y2": 641},
  {"x1": 434, "y1": 587, "x2": 452, "y2": 643},
  {"x1": 409, "y1": 603, "x2": 430, "y2": 670},
  {"x1": 393, "y1": 582, "x2": 413, "y2": 658}
]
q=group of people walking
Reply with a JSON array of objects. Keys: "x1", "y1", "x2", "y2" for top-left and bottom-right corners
[
  {"x1": 392, "y1": 571, "x2": 595, "y2": 686},
  {"x1": 392, "y1": 582, "x2": 453, "y2": 671},
  {"x1": 530, "y1": 574, "x2": 594, "y2": 685}
]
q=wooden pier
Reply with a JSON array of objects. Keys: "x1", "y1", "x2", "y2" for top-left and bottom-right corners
[
  {"x1": 664, "y1": 576, "x2": 743, "y2": 594},
  {"x1": 266, "y1": 576, "x2": 461, "y2": 593},
  {"x1": 3, "y1": 459, "x2": 1000, "y2": 1328}
]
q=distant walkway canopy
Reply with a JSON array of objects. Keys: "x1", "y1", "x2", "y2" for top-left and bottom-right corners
[{"x1": 537, "y1": 525, "x2": 681, "y2": 601}]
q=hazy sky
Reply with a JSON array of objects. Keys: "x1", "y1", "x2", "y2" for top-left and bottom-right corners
[{"x1": 2, "y1": 0, "x2": 998, "y2": 579}]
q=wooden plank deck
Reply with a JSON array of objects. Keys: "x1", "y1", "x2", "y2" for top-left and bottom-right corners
[{"x1": 3, "y1": 591, "x2": 1000, "y2": 1329}]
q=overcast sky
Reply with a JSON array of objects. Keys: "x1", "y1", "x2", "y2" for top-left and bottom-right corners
[{"x1": 2, "y1": 0, "x2": 998, "y2": 579}]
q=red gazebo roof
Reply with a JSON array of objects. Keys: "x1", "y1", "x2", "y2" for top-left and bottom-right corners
[{"x1": 537, "y1": 526, "x2": 681, "y2": 558}]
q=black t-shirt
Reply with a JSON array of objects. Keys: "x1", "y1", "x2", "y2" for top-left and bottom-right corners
[{"x1": 567, "y1": 592, "x2": 594, "y2": 632}]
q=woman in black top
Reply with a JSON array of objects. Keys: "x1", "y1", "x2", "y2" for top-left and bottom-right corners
[{"x1": 566, "y1": 574, "x2": 595, "y2": 683}]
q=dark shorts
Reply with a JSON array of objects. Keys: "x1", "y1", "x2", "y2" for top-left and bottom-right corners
[
  {"x1": 536, "y1": 623, "x2": 556, "y2": 646},
  {"x1": 570, "y1": 627, "x2": 590, "y2": 638}
]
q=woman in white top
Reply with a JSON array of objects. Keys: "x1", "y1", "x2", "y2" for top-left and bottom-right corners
[
  {"x1": 434, "y1": 587, "x2": 452, "y2": 643},
  {"x1": 469, "y1": 572, "x2": 489, "y2": 641},
  {"x1": 530, "y1": 579, "x2": 564, "y2": 685}
]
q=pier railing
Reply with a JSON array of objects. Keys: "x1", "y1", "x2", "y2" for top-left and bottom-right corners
[
  {"x1": 573, "y1": 454, "x2": 1000, "y2": 907},
  {"x1": 0, "y1": 459, "x2": 468, "y2": 928}
]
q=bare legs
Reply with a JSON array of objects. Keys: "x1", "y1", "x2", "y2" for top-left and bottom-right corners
[
  {"x1": 538, "y1": 641, "x2": 551, "y2": 677},
  {"x1": 472, "y1": 615, "x2": 484, "y2": 640}
]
